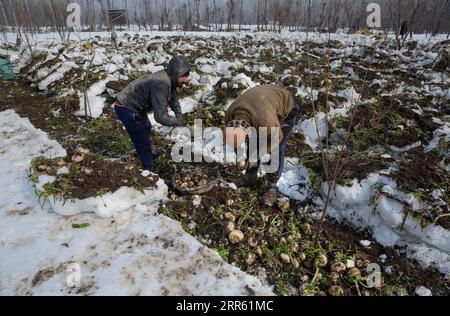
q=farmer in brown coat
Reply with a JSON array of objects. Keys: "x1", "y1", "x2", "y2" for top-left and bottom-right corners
[{"x1": 224, "y1": 84, "x2": 300, "y2": 185}]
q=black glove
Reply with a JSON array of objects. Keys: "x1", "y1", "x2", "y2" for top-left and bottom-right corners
[
  {"x1": 266, "y1": 172, "x2": 280, "y2": 185},
  {"x1": 175, "y1": 113, "x2": 185, "y2": 126},
  {"x1": 133, "y1": 112, "x2": 145, "y2": 122}
]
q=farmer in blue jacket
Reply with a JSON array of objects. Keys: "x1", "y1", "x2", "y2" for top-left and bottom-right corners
[{"x1": 115, "y1": 56, "x2": 191, "y2": 171}]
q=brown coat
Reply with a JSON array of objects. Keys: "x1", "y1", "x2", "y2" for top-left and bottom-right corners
[{"x1": 225, "y1": 84, "x2": 294, "y2": 140}]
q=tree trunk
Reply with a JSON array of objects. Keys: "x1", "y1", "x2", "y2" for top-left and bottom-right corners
[
  {"x1": 257, "y1": 0, "x2": 260, "y2": 32},
  {"x1": 239, "y1": 0, "x2": 243, "y2": 32}
]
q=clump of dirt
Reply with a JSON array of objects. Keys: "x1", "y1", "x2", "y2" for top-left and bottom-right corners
[
  {"x1": 303, "y1": 151, "x2": 388, "y2": 186},
  {"x1": 279, "y1": 75, "x2": 299, "y2": 88},
  {"x1": 339, "y1": 97, "x2": 432, "y2": 150},
  {"x1": 30, "y1": 149, "x2": 157, "y2": 202},
  {"x1": 27, "y1": 56, "x2": 62, "y2": 82},
  {"x1": 236, "y1": 65, "x2": 258, "y2": 79},
  {"x1": 392, "y1": 96, "x2": 441, "y2": 134},
  {"x1": 258, "y1": 49, "x2": 274, "y2": 64},
  {"x1": 70, "y1": 157, "x2": 156, "y2": 200},
  {"x1": 393, "y1": 148, "x2": 449, "y2": 227},
  {"x1": 433, "y1": 51, "x2": 449, "y2": 71},
  {"x1": 212, "y1": 78, "x2": 246, "y2": 106},
  {"x1": 84, "y1": 112, "x2": 134, "y2": 158},
  {"x1": 178, "y1": 84, "x2": 204, "y2": 99},
  {"x1": 184, "y1": 106, "x2": 225, "y2": 128},
  {"x1": 187, "y1": 46, "x2": 217, "y2": 62},
  {"x1": 336, "y1": 96, "x2": 393, "y2": 141},
  {"x1": 219, "y1": 47, "x2": 245, "y2": 61},
  {"x1": 0, "y1": 80, "x2": 80, "y2": 142},
  {"x1": 285, "y1": 88, "x2": 314, "y2": 118},
  {"x1": 32, "y1": 267, "x2": 56, "y2": 287},
  {"x1": 285, "y1": 133, "x2": 311, "y2": 158},
  {"x1": 105, "y1": 79, "x2": 132, "y2": 94},
  {"x1": 19, "y1": 52, "x2": 48, "y2": 76},
  {"x1": 316, "y1": 92, "x2": 349, "y2": 111},
  {"x1": 350, "y1": 65, "x2": 380, "y2": 81},
  {"x1": 363, "y1": 55, "x2": 399, "y2": 71},
  {"x1": 351, "y1": 80, "x2": 379, "y2": 100},
  {"x1": 388, "y1": 143, "x2": 450, "y2": 229},
  {"x1": 46, "y1": 67, "x2": 84, "y2": 93},
  {"x1": 269, "y1": 57, "x2": 294, "y2": 76},
  {"x1": 153, "y1": 155, "x2": 176, "y2": 182},
  {"x1": 385, "y1": 126, "x2": 422, "y2": 148}
]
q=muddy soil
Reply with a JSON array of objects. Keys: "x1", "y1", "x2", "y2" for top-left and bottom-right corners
[{"x1": 160, "y1": 184, "x2": 450, "y2": 296}]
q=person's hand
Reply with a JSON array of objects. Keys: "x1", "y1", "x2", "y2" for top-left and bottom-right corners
[
  {"x1": 176, "y1": 113, "x2": 185, "y2": 126},
  {"x1": 266, "y1": 172, "x2": 280, "y2": 185},
  {"x1": 133, "y1": 112, "x2": 145, "y2": 122}
]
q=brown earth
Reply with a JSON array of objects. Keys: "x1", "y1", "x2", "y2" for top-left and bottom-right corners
[{"x1": 303, "y1": 151, "x2": 388, "y2": 186}]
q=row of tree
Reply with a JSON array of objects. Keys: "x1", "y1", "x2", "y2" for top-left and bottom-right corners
[{"x1": 1, "y1": 0, "x2": 449, "y2": 36}]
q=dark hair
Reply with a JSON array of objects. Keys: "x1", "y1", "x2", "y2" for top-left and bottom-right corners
[{"x1": 182, "y1": 70, "x2": 190, "y2": 78}]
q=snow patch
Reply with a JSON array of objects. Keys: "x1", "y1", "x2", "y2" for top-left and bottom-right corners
[
  {"x1": 42, "y1": 180, "x2": 169, "y2": 218},
  {"x1": 38, "y1": 61, "x2": 78, "y2": 90},
  {"x1": 76, "y1": 80, "x2": 108, "y2": 118},
  {"x1": 277, "y1": 159, "x2": 312, "y2": 202},
  {"x1": 280, "y1": 166, "x2": 450, "y2": 275},
  {"x1": 0, "y1": 109, "x2": 274, "y2": 296},
  {"x1": 415, "y1": 286, "x2": 432, "y2": 296},
  {"x1": 299, "y1": 112, "x2": 328, "y2": 149}
]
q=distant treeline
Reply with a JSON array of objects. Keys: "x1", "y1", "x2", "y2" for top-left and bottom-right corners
[{"x1": 0, "y1": 0, "x2": 449, "y2": 35}]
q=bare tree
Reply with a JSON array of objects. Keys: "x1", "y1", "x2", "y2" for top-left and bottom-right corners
[
  {"x1": 431, "y1": 0, "x2": 450, "y2": 36},
  {"x1": 342, "y1": 0, "x2": 355, "y2": 32},
  {"x1": 213, "y1": 0, "x2": 218, "y2": 30},
  {"x1": 7, "y1": 0, "x2": 36, "y2": 53},
  {"x1": 270, "y1": 0, "x2": 281, "y2": 33},
  {"x1": 227, "y1": 0, "x2": 236, "y2": 31},
  {"x1": 262, "y1": 0, "x2": 269, "y2": 31},
  {"x1": 218, "y1": 5, "x2": 224, "y2": 30},
  {"x1": 48, "y1": 0, "x2": 72, "y2": 43},
  {"x1": 386, "y1": 0, "x2": 426, "y2": 49},
  {"x1": 144, "y1": 0, "x2": 153, "y2": 31},
  {"x1": 85, "y1": 0, "x2": 96, "y2": 31},
  {"x1": 194, "y1": 0, "x2": 200, "y2": 29},
  {"x1": 159, "y1": 0, "x2": 170, "y2": 31},
  {"x1": 281, "y1": 0, "x2": 294, "y2": 31},
  {"x1": 182, "y1": 1, "x2": 194, "y2": 31},
  {"x1": 98, "y1": 0, "x2": 110, "y2": 30},
  {"x1": 256, "y1": 0, "x2": 261, "y2": 31},
  {"x1": 238, "y1": 0, "x2": 244, "y2": 32},
  {"x1": 204, "y1": 0, "x2": 210, "y2": 30}
]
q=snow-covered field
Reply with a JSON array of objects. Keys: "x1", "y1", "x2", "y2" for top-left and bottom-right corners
[
  {"x1": 1, "y1": 29, "x2": 449, "y2": 295},
  {"x1": 0, "y1": 109, "x2": 273, "y2": 295}
]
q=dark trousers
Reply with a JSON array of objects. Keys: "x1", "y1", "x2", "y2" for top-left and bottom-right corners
[
  {"x1": 115, "y1": 105, "x2": 154, "y2": 170},
  {"x1": 267, "y1": 103, "x2": 300, "y2": 183}
]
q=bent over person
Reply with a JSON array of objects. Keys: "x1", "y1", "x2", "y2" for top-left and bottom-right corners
[
  {"x1": 224, "y1": 84, "x2": 300, "y2": 185},
  {"x1": 115, "y1": 56, "x2": 191, "y2": 171}
]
